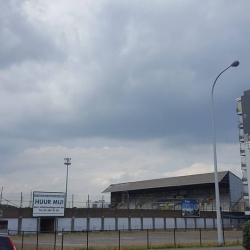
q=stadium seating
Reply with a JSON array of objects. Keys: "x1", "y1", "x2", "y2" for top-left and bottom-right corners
[{"x1": 114, "y1": 192, "x2": 240, "y2": 212}]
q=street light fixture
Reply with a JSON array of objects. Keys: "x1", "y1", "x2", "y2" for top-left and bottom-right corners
[
  {"x1": 64, "y1": 158, "x2": 71, "y2": 208},
  {"x1": 211, "y1": 60, "x2": 239, "y2": 247}
]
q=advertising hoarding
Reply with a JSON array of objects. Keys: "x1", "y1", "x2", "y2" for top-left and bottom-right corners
[
  {"x1": 33, "y1": 192, "x2": 65, "y2": 217},
  {"x1": 181, "y1": 199, "x2": 200, "y2": 217}
]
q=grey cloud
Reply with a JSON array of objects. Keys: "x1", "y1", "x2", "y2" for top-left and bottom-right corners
[
  {"x1": 0, "y1": 1, "x2": 65, "y2": 69},
  {"x1": 1, "y1": 1, "x2": 250, "y2": 151},
  {"x1": 0, "y1": 0, "x2": 247, "y2": 196},
  {"x1": 57, "y1": 1, "x2": 247, "y2": 143}
]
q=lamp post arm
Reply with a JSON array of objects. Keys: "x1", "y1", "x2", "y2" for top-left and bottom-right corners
[
  {"x1": 211, "y1": 65, "x2": 231, "y2": 96},
  {"x1": 211, "y1": 64, "x2": 232, "y2": 168}
]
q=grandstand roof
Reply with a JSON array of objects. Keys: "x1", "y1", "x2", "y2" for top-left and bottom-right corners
[{"x1": 103, "y1": 171, "x2": 231, "y2": 193}]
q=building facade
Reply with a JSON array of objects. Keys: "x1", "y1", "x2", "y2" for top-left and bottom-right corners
[
  {"x1": 0, "y1": 207, "x2": 246, "y2": 233},
  {"x1": 237, "y1": 90, "x2": 250, "y2": 214},
  {"x1": 0, "y1": 171, "x2": 245, "y2": 233}
]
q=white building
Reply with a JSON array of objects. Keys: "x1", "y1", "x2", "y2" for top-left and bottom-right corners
[{"x1": 236, "y1": 90, "x2": 250, "y2": 215}]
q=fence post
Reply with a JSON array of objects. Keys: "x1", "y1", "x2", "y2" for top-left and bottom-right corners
[
  {"x1": 36, "y1": 230, "x2": 39, "y2": 250},
  {"x1": 87, "y1": 230, "x2": 89, "y2": 250},
  {"x1": 119, "y1": 230, "x2": 121, "y2": 250},
  {"x1": 61, "y1": 232, "x2": 63, "y2": 250},
  {"x1": 21, "y1": 231, "x2": 24, "y2": 250},
  {"x1": 54, "y1": 230, "x2": 57, "y2": 250},
  {"x1": 199, "y1": 228, "x2": 202, "y2": 247},
  {"x1": 174, "y1": 229, "x2": 176, "y2": 248},
  {"x1": 147, "y1": 229, "x2": 149, "y2": 249},
  {"x1": 223, "y1": 227, "x2": 225, "y2": 245},
  {"x1": 102, "y1": 195, "x2": 104, "y2": 210},
  {"x1": 20, "y1": 192, "x2": 23, "y2": 208}
]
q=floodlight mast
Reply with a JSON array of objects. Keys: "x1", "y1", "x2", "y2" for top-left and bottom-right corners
[{"x1": 64, "y1": 158, "x2": 71, "y2": 208}]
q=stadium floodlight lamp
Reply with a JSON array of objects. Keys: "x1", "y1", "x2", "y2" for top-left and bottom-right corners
[
  {"x1": 64, "y1": 158, "x2": 71, "y2": 208},
  {"x1": 211, "y1": 60, "x2": 239, "y2": 247}
]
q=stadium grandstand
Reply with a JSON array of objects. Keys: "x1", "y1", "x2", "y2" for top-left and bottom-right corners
[{"x1": 103, "y1": 171, "x2": 245, "y2": 212}]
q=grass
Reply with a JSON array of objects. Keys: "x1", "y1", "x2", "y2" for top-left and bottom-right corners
[
  {"x1": 11, "y1": 229, "x2": 240, "y2": 238},
  {"x1": 13, "y1": 240, "x2": 242, "y2": 250},
  {"x1": 10, "y1": 230, "x2": 243, "y2": 249}
]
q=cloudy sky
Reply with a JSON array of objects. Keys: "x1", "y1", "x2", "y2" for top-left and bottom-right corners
[{"x1": 1, "y1": 0, "x2": 250, "y2": 204}]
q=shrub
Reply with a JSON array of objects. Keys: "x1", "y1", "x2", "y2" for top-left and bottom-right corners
[{"x1": 243, "y1": 220, "x2": 250, "y2": 249}]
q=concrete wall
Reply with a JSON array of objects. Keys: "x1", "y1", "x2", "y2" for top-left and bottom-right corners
[
  {"x1": 104, "y1": 218, "x2": 115, "y2": 230},
  {"x1": 186, "y1": 218, "x2": 195, "y2": 229},
  {"x1": 206, "y1": 218, "x2": 214, "y2": 229},
  {"x1": 2, "y1": 208, "x2": 246, "y2": 232},
  {"x1": 143, "y1": 218, "x2": 153, "y2": 229},
  {"x1": 131, "y1": 218, "x2": 140, "y2": 230},
  {"x1": 4, "y1": 218, "x2": 18, "y2": 234},
  {"x1": 22, "y1": 218, "x2": 37, "y2": 231},
  {"x1": 196, "y1": 218, "x2": 205, "y2": 228},
  {"x1": 6, "y1": 219, "x2": 18, "y2": 231},
  {"x1": 4, "y1": 216, "x2": 245, "y2": 232},
  {"x1": 90, "y1": 218, "x2": 102, "y2": 230},
  {"x1": 176, "y1": 218, "x2": 185, "y2": 229},
  {"x1": 155, "y1": 218, "x2": 164, "y2": 229},
  {"x1": 223, "y1": 218, "x2": 231, "y2": 228},
  {"x1": 58, "y1": 218, "x2": 71, "y2": 231},
  {"x1": 118, "y1": 218, "x2": 128, "y2": 230},
  {"x1": 74, "y1": 218, "x2": 87, "y2": 231},
  {"x1": 166, "y1": 218, "x2": 175, "y2": 229}
]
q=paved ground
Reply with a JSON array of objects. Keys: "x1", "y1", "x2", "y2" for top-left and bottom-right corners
[{"x1": 158, "y1": 247, "x2": 243, "y2": 250}]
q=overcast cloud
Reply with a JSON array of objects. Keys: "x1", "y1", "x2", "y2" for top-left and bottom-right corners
[{"x1": 0, "y1": 0, "x2": 249, "y2": 203}]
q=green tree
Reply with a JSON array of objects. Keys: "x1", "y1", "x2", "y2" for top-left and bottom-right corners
[{"x1": 243, "y1": 220, "x2": 250, "y2": 249}]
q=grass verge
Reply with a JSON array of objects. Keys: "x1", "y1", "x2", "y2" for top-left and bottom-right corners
[{"x1": 13, "y1": 240, "x2": 242, "y2": 250}]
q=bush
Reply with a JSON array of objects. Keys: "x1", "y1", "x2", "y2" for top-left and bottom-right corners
[{"x1": 243, "y1": 220, "x2": 250, "y2": 249}]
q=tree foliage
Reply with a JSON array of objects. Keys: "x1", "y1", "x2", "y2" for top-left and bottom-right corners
[{"x1": 243, "y1": 220, "x2": 250, "y2": 249}]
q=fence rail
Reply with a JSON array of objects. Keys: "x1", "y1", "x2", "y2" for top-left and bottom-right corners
[{"x1": 7, "y1": 228, "x2": 243, "y2": 250}]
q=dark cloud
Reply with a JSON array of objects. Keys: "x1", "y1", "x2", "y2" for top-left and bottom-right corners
[
  {"x1": 0, "y1": 0, "x2": 249, "y2": 147},
  {"x1": 57, "y1": 1, "x2": 248, "y2": 144},
  {"x1": 1, "y1": 0, "x2": 248, "y2": 196}
]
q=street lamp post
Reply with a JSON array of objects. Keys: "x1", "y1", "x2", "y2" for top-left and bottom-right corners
[
  {"x1": 64, "y1": 158, "x2": 71, "y2": 208},
  {"x1": 211, "y1": 60, "x2": 239, "y2": 247}
]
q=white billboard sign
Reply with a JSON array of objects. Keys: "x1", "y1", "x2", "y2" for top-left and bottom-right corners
[{"x1": 33, "y1": 192, "x2": 65, "y2": 217}]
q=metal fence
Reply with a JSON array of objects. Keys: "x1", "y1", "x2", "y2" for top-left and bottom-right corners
[
  {"x1": 0, "y1": 192, "x2": 246, "y2": 212},
  {"x1": 0, "y1": 193, "x2": 111, "y2": 209},
  {"x1": 8, "y1": 228, "x2": 243, "y2": 250}
]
